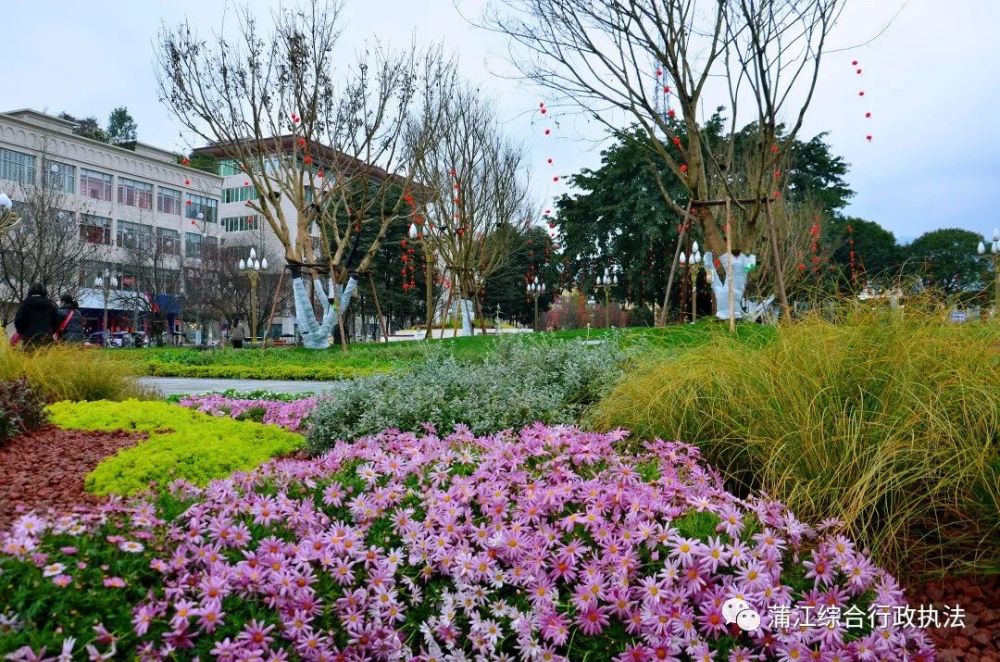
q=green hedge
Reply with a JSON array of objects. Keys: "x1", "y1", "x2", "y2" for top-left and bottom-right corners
[
  {"x1": 139, "y1": 361, "x2": 379, "y2": 381},
  {"x1": 47, "y1": 400, "x2": 304, "y2": 496}
]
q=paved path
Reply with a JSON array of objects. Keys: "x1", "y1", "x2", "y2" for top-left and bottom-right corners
[{"x1": 139, "y1": 377, "x2": 347, "y2": 397}]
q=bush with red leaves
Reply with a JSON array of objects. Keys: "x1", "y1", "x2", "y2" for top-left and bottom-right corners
[{"x1": 0, "y1": 378, "x2": 48, "y2": 443}]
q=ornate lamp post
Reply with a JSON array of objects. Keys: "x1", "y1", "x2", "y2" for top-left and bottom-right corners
[
  {"x1": 679, "y1": 242, "x2": 702, "y2": 323},
  {"x1": 94, "y1": 268, "x2": 119, "y2": 342},
  {"x1": 527, "y1": 277, "x2": 546, "y2": 332},
  {"x1": 238, "y1": 247, "x2": 267, "y2": 348},
  {"x1": 596, "y1": 269, "x2": 618, "y2": 328},
  {"x1": 977, "y1": 228, "x2": 1000, "y2": 317},
  {"x1": 0, "y1": 192, "x2": 21, "y2": 235}
]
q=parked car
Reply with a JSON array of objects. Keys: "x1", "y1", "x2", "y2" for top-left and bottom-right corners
[{"x1": 84, "y1": 331, "x2": 139, "y2": 348}]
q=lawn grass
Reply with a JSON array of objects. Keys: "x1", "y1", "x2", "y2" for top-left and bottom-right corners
[{"x1": 111, "y1": 324, "x2": 773, "y2": 380}]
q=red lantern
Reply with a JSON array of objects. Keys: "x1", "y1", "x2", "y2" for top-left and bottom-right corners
[
  {"x1": 303, "y1": 156, "x2": 313, "y2": 165},
  {"x1": 866, "y1": 134, "x2": 873, "y2": 142},
  {"x1": 656, "y1": 68, "x2": 662, "y2": 77},
  {"x1": 544, "y1": 129, "x2": 551, "y2": 135},
  {"x1": 544, "y1": 209, "x2": 551, "y2": 215},
  {"x1": 547, "y1": 158, "x2": 553, "y2": 164},
  {"x1": 667, "y1": 109, "x2": 676, "y2": 119},
  {"x1": 662, "y1": 85, "x2": 670, "y2": 94},
  {"x1": 181, "y1": 157, "x2": 190, "y2": 167},
  {"x1": 858, "y1": 91, "x2": 865, "y2": 96},
  {"x1": 297, "y1": 137, "x2": 306, "y2": 147},
  {"x1": 553, "y1": 176, "x2": 559, "y2": 182},
  {"x1": 772, "y1": 190, "x2": 781, "y2": 199},
  {"x1": 317, "y1": 169, "x2": 324, "y2": 178},
  {"x1": 672, "y1": 137, "x2": 681, "y2": 147},
  {"x1": 856, "y1": 68, "x2": 862, "y2": 74},
  {"x1": 540, "y1": 108, "x2": 547, "y2": 115},
  {"x1": 773, "y1": 169, "x2": 781, "y2": 179},
  {"x1": 244, "y1": 180, "x2": 250, "y2": 186},
  {"x1": 865, "y1": 112, "x2": 872, "y2": 118},
  {"x1": 539, "y1": 102, "x2": 545, "y2": 108},
  {"x1": 679, "y1": 163, "x2": 687, "y2": 173},
  {"x1": 770, "y1": 145, "x2": 779, "y2": 154},
  {"x1": 851, "y1": 60, "x2": 858, "y2": 66},
  {"x1": 449, "y1": 168, "x2": 457, "y2": 177},
  {"x1": 291, "y1": 113, "x2": 300, "y2": 124},
  {"x1": 184, "y1": 179, "x2": 191, "y2": 186}
]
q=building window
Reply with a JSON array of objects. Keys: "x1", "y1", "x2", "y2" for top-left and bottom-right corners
[
  {"x1": 184, "y1": 232, "x2": 203, "y2": 259},
  {"x1": 223, "y1": 184, "x2": 257, "y2": 203},
  {"x1": 0, "y1": 148, "x2": 36, "y2": 186},
  {"x1": 221, "y1": 215, "x2": 260, "y2": 232},
  {"x1": 217, "y1": 159, "x2": 243, "y2": 176},
  {"x1": 80, "y1": 214, "x2": 112, "y2": 245},
  {"x1": 118, "y1": 177, "x2": 153, "y2": 209},
  {"x1": 43, "y1": 160, "x2": 76, "y2": 193},
  {"x1": 186, "y1": 194, "x2": 218, "y2": 223},
  {"x1": 116, "y1": 220, "x2": 152, "y2": 250},
  {"x1": 80, "y1": 169, "x2": 113, "y2": 201},
  {"x1": 157, "y1": 187, "x2": 182, "y2": 215},
  {"x1": 157, "y1": 227, "x2": 180, "y2": 255}
]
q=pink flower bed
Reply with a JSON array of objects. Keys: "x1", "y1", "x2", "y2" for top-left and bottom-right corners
[
  {"x1": 178, "y1": 394, "x2": 318, "y2": 432},
  {"x1": 0, "y1": 425, "x2": 932, "y2": 660}
]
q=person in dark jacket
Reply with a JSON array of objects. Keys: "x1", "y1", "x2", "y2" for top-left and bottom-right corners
[
  {"x1": 56, "y1": 294, "x2": 85, "y2": 343},
  {"x1": 13, "y1": 283, "x2": 60, "y2": 347}
]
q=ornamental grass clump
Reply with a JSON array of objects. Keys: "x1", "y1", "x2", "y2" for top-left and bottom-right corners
[
  {"x1": 0, "y1": 424, "x2": 932, "y2": 659},
  {"x1": 305, "y1": 334, "x2": 630, "y2": 454},
  {"x1": 0, "y1": 341, "x2": 150, "y2": 402},
  {"x1": 588, "y1": 307, "x2": 1000, "y2": 577}
]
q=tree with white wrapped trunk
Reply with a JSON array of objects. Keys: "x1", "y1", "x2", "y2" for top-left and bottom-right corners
[
  {"x1": 409, "y1": 86, "x2": 533, "y2": 336},
  {"x1": 482, "y1": 0, "x2": 844, "y2": 325},
  {"x1": 157, "y1": 0, "x2": 454, "y2": 349}
]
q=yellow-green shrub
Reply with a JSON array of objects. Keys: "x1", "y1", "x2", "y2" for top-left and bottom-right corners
[
  {"x1": 588, "y1": 309, "x2": 1000, "y2": 577},
  {"x1": 47, "y1": 400, "x2": 304, "y2": 496},
  {"x1": 0, "y1": 342, "x2": 151, "y2": 401}
]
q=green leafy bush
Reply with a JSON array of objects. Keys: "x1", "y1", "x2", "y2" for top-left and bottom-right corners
[
  {"x1": 0, "y1": 378, "x2": 48, "y2": 442},
  {"x1": 588, "y1": 309, "x2": 1000, "y2": 577},
  {"x1": 305, "y1": 334, "x2": 631, "y2": 454},
  {"x1": 47, "y1": 400, "x2": 304, "y2": 496}
]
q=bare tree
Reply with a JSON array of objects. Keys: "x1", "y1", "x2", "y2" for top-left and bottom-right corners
[
  {"x1": 0, "y1": 167, "x2": 103, "y2": 325},
  {"x1": 156, "y1": 0, "x2": 455, "y2": 348},
  {"x1": 409, "y1": 86, "x2": 533, "y2": 335},
  {"x1": 482, "y1": 0, "x2": 843, "y2": 322},
  {"x1": 184, "y1": 230, "x2": 289, "y2": 344}
]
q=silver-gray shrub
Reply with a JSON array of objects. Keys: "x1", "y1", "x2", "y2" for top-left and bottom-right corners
[{"x1": 305, "y1": 334, "x2": 631, "y2": 453}]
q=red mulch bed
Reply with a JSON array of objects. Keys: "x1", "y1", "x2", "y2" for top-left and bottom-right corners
[
  {"x1": 0, "y1": 425, "x2": 145, "y2": 532},
  {"x1": 907, "y1": 575, "x2": 1000, "y2": 661}
]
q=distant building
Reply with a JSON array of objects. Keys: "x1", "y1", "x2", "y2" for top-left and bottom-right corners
[{"x1": 0, "y1": 109, "x2": 226, "y2": 340}]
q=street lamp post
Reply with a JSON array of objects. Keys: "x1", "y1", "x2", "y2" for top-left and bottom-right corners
[
  {"x1": 527, "y1": 277, "x2": 545, "y2": 332},
  {"x1": 977, "y1": 228, "x2": 1000, "y2": 317},
  {"x1": 238, "y1": 247, "x2": 267, "y2": 348},
  {"x1": 596, "y1": 269, "x2": 618, "y2": 328},
  {"x1": 679, "y1": 242, "x2": 702, "y2": 323},
  {"x1": 94, "y1": 268, "x2": 119, "y2": 342}
]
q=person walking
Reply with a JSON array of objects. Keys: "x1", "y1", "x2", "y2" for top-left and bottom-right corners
[
  {"x1": 55, "y1": 294, "x2": 85, "y2": 343},
  {"x1": 13, "y1": 283, "x2": 60, "y2": 348}
]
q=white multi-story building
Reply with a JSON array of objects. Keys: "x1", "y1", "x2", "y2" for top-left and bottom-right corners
[{"x1": 1, "y1": 108, "x2": 228, "y2": 340}]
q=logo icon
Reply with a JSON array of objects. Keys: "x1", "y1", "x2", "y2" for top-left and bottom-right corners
[{"x1": 722, "y1": 598, "x2": 761, "y2": 632}]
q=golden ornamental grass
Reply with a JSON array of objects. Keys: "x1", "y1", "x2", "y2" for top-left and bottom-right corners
[
  {"x1": 0, "y1": 341, "x2": 152, "y2": 402},
  {"x1": 588, "y1": 306, "x2": 1000, "y2": 577}
]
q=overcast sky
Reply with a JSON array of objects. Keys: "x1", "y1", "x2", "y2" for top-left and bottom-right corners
[{"x1": 3, "y1": 0, "x2": 998, "y2": 244}]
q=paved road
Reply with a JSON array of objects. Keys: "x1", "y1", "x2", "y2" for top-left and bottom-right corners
[{"x1": 139, "y1": 377, "x2": 347, "y2": 397}]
